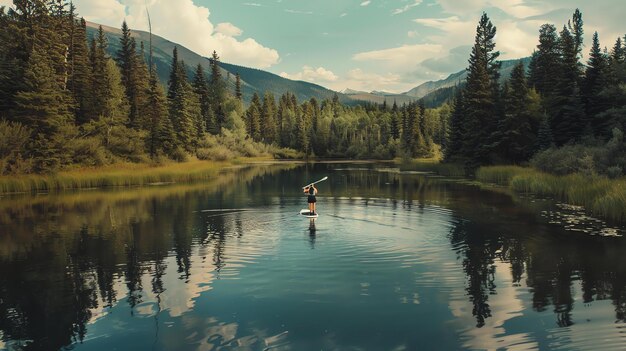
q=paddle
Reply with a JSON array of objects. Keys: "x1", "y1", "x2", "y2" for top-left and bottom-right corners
[{"x1": 302, "y1": 176, "x2": 328, "y2": 189}]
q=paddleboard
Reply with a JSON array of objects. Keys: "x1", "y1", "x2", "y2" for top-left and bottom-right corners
[{"x1": 299, "y1": 209, "x2": 319, "y2": 218}]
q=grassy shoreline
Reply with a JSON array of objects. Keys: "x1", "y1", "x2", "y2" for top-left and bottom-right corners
[
  {"x1": 0, "y1": 157, "x2": 277, "y2": 194},
  {"x1": 476, "y1": 165, "x2": 626, "y2": 223}
]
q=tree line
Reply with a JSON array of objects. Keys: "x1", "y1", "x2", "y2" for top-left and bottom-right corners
[{"x1": 446, "y1": 10, "x2": 626, "y2": 176}]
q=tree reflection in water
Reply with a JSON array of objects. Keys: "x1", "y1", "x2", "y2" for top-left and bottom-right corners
[{"x1": 0, "y1": 163, "x2": 625, "y2": 350}]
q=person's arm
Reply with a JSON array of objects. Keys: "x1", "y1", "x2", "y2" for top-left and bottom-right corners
[
  {"x1": 304, "y1": 187, "x2": 309, "y2": 194},
  {"x1": 313, "y1": 185, "x2": 318, "y2": 195}
]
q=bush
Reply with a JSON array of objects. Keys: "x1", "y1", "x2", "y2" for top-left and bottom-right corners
[
  {"x1": 70, "y1": 137, "x2": 107, "y2": 166},
  {"x1": 0, "y1": 120, "x2": 31, "y2": 174},
  {"x1": 170, "y1": 147, "x2": 189, "y2": 162},
  {"x1": 271, "y1": 147, "x2": 303, "y2": 159},
  {"x1": 530, "y1": 129, "x2": 626, "y2": 177},
  {"x1": 106, "y1": 126, "x2": 148, "y2": 162},
  {"x1": 530, "y1": 145, "x2": 594, "y2": 175},
  {"x1": 196, "y1": 146, "x2": 235, "y2": 161},
  {"x1": 607, "y1": 166, "x2": 623, "y2": 179}
]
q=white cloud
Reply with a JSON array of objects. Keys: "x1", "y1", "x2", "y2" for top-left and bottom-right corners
[
  {"x1": 285, "y1": 9, "x2": 314, "y2": 15},
  {"x1": 242, "y1": 2, "x2": 262, "y2": 6},
  {"x1": 70, "y1": 0, "x2": 279, "y2": 69},
  {"x1": 215, "y1": 22, "x2": 242, "y2": 37},
  {"x1": 334, "y1": 68, "x2": 408, "y2": 92},
  {"x1": 408, "y1": 30, "x2": 419, "y2": 38},
  {"x1": 360, "y1": 1, "x2": 371, "y2": 6},
  {"x1": 280, "y1": 66, "x2": 338, "y2": 83},
  {"x1": 340, "y1": 12, "x2": 348, "y2": 17},
  {"x1": 392, "y1": 0, "x2": 423, "y2": 15},
  {"x1": 436, "y1": 0, "x2": 540, "y2": 18},
  {"x1": 71, "y1": 0, "x2": 127, "y2": 24},
  {"x1": 353, "y1": 43, "x2": 443, "y2": 67}
]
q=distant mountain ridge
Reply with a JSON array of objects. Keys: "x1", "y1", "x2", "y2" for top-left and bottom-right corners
[
  {"x1": 343, "y1": 57, "x2": 532, "y2": 107},
  {"x1": 86, "y1": 22, "x2": 348, "y2": 104},
  {"x1": 403, "y1": 57, "x2": 532, "y2": 98}
]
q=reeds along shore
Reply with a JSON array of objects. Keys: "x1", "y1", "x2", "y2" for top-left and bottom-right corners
[
  {"x1": 476, "y1": 166, "x2": 626, "y2": 223},
  {"x1": 0, "y1": 159, "x2": 262, "y2": 194}
]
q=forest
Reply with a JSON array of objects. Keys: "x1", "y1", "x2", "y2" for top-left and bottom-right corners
[
  {"x1": 447, "y1": 10, "x2": 626, "y2": 177},
  {"x1": 0, "y1": 1, "x2": 624, "y2": 180},
  {"x1": 0, "y1": 0, "x2": 449, "y2": 175}
]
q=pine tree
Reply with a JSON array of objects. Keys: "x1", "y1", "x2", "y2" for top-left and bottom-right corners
[
  {"x1": 568, "y1": 9, "x2": 584, "y2": 65},
  {"x1": 461, "y1": 12, "x2": 500, "y2": 168},
  {"x1": 390, "y1": 110, "x2": 401, "y2": 139},
  {"x1": 261, "y1": 91, "x2": 277, "y2": 143},
  {"x1": 95, "y1": 58, "x2": 130, "y2": 148},
  {"x1": 209, "y1": 51, "x2": 225, "y2": 133},
  {"x1": 89, "y1": 26, "x2": 111, "y2": 120},
  {"x1": 68, "y1": 17, "x2": 91, "y2": 124},
  {"x1": 235, "y1": 72, "x2": 242, "y2": 101},
  {"x1": 14, "y1": 46, "x2": 74, "y2": 171},
  {"x1": 496, "y1": 62, "x2": 535, "y2": 162},
  {"x1": 584, "y1": 32, "x2": 611, "y2": 137},
  {"x1": 445, "y1": 89, "x2": 465, "y2": 161},
  {"x1": 246, "y1": 94, "x2": 261, "y2": 141},
  {"x1": 192, "y1": 63, "x2": 212, "y2": 134},
  {"x1": 0, "y1": 5, "x2": 30, "y2": 114},
  {"x1": 166, "y1": 50, "x2": 197, "y2": 150},
  {"x1": 295, "y1": 105, "x2": 309, "y2": 155},
  {"x1": 115, "y1": 22, "x2": 148, "y2": 126},
  {"x1": 551, "y1": 25, "x2": 585, "y2": 145},
  {"x1": 528, "y1": 24, "x2": 560, "y2": 97},
  {"x1": 145, "y1": 71, "x2": 173, "y2": 158}
]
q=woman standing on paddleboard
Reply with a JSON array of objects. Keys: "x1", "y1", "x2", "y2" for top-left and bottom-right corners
[{"x1": 304, "y1": 184, "x2": 317, "y2": 215}]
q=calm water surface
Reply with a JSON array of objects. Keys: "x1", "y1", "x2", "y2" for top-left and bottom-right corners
[{"x1": 1, "y1": 163, "x2": 626, "y2": 351}]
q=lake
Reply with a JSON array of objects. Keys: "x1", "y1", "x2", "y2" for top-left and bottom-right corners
[{"x1": 1, "y1": 162, "x2": 625, "y2": 351}]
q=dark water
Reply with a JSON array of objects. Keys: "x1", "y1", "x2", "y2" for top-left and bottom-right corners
[{"x1": 1, "y1": 163, "x2": 626, "y2": 351}]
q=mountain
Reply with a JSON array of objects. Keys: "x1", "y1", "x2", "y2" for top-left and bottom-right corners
[
  {"x1": 404, "y1": 57, "x2": 532, "y2": 99},
  {"x1": 342, "y1": 57, "x2": 532, "y2": 107},
  {"x1": 86, "y1": 22, "x2": 347, "y2": 104},
  {"x1": 343, "y1": 92, "x2": 415, "y2": 105},
  {"x1": 403, "y1": 71, "x2": 465, "y2": 99}
]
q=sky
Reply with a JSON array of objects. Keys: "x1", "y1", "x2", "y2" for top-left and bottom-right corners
[{"x1": 1, "y1": 0, "x2": 625, "y2": 93}]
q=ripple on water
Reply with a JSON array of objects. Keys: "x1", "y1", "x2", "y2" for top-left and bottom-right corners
[{"x1": 548, "y1": 322, "x2": 626, "y2": 350}]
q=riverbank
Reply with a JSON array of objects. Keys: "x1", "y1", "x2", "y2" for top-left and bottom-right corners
[
  {"x1": 0, "y1": 157, "x2": 277, "y2": 194},
  {"x1": 476, "y1": 166, "x2": 626, "y2": 223}
]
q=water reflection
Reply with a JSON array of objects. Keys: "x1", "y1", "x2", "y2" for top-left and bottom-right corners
[{"x1": 0, "y1": 163, "x2": 625, "y2": 350}]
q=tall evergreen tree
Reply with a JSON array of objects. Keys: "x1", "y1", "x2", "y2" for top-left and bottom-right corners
[
  {"x1": 568, "y1": 9, "x2": 584, "y2": 66},
  {"x1": 209, "y1": 51, "x2": 225, "y2": 133},
  {"x1": 445, "y1": 89, "x2": 465, "y2": 161},
  {"x1": 14, "y1": 47, "x2": 74, "y2": 171},
  {"x1": 551, "y1": 25, "x2": 585, "y2": 145},
  {"x1": 192, "y1": 63, "x2": 212, "y2": 133},
  {"x1": 496, "y1": 62, "x2": 535, "y2": 162},
  {"x1": 88, "y1": 26, "x2": 111, "y2": 120},
  {"x1": 115, "y1": 22, "x2": 148, "y2": 126},
  {"x1": 584, "y1": 32, "x2": 610, "y2": 137},
  {"x1": 528, "y1": 24, "x2": 560, "y2": 97},
  {"x1": 261, "y1": 91, "x2": 277, "y2": 143},
  {"x1": 246, "y1": 92, "x2": 262, "y2": 140},
  {"x1": 68, "y1": 17, "x2": 91, "y2": 124},
  {"x1": 145, "y1": 71, "x2": 173, "y2": 158},
  {"x1": 235, "y1": 72, "x2": 242, "y2": 101},
  {"x1": 167, "y1": 50, "x2": 197, "y2": 150},
  {"x1": 460, "y1": 13, "x2": 500, "y2": 169}
]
